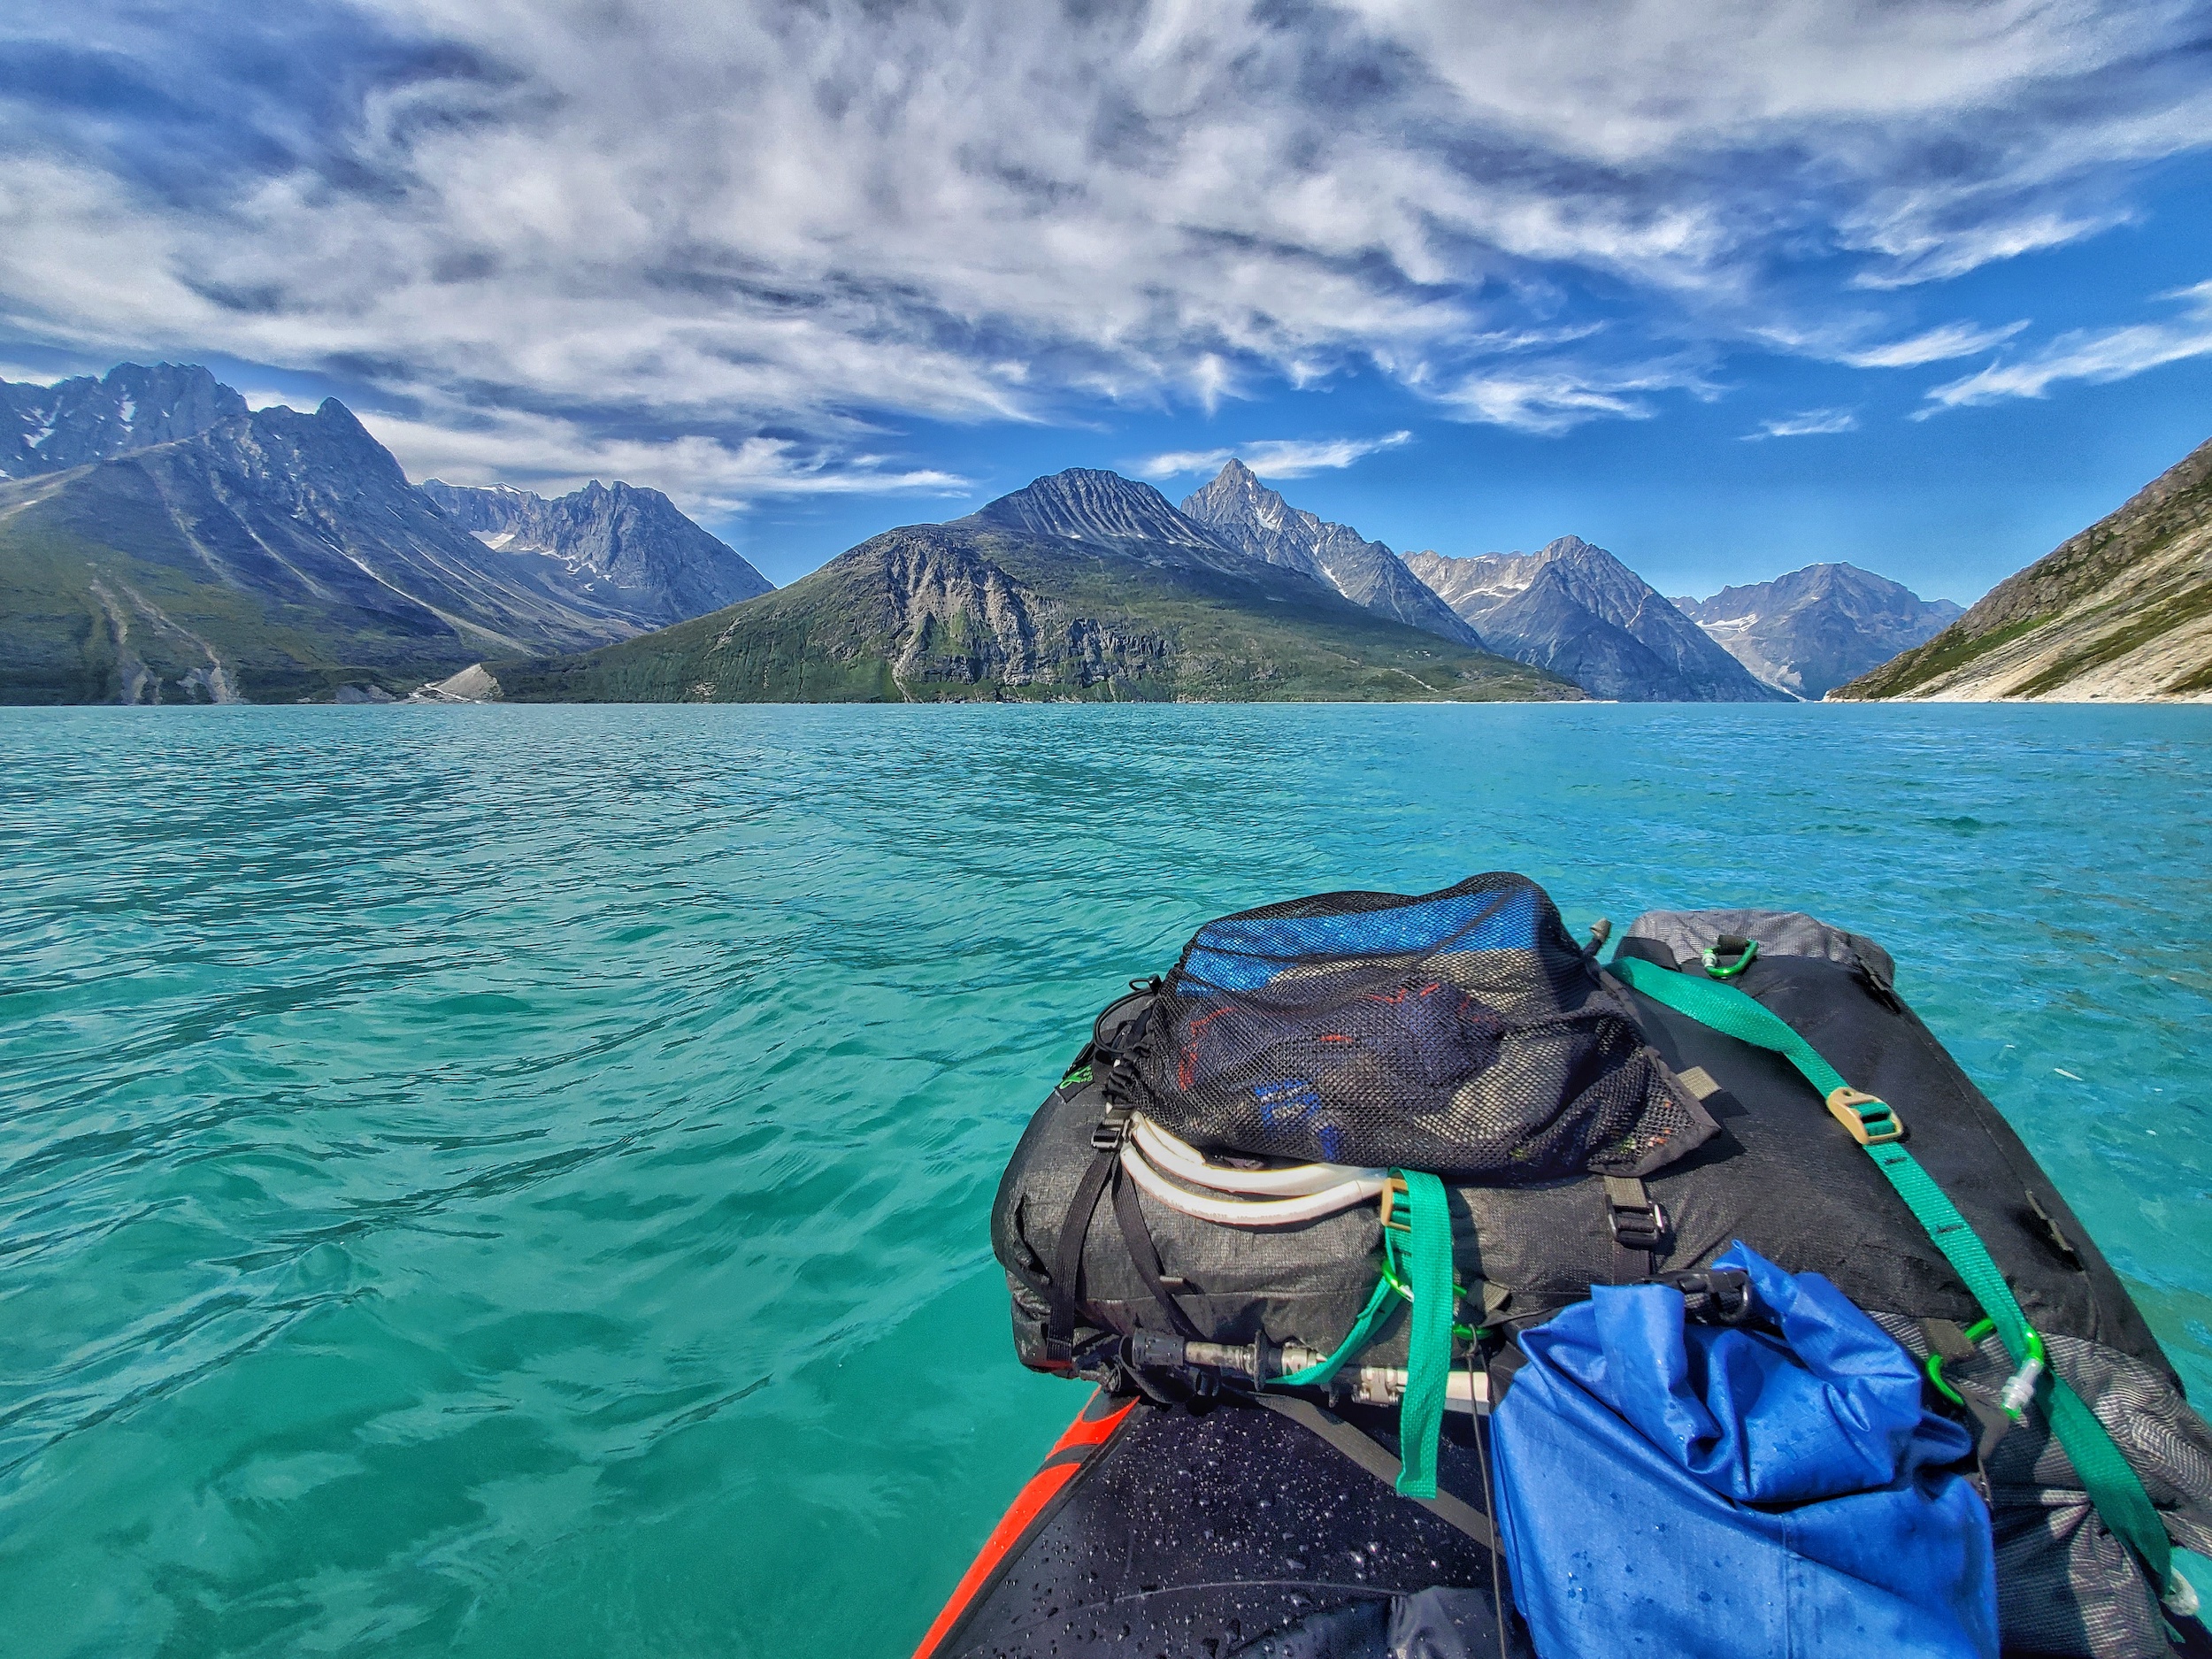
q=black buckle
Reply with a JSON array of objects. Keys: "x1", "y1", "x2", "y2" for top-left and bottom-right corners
[
  {"x1": 1092, "y1": 1102, "x2": 1134, "y2": 1151},
  {"x1": 1668, "y1": 1267, "x2": 1754, "y2": 1324},
  {"x1": 1608, "y1": 1195, "x2": 1669, "y2": 1252}
]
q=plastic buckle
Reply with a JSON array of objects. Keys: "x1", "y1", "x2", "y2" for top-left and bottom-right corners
[
  {"x1": 1671, "y1": 1267, "x2": 1753, "y2": 1323},
  {"x1": 1608, "y1": 1195, "x2": 1669, "y2": 1251},
  {"x1": 1825, "y1": 1087, "x2": 1905, "y2": 1145},
  {"x1": 1091, "y1": 1103, "x2": 1134, "y2": 1151},
  {"x1": 1378, "y1": 1175, "x2": 1411, "y2": 1231}
]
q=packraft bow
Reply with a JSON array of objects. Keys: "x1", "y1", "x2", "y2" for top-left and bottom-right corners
[{"x1": 922, "y1": 878, "x2": 2212, "y2": 1659}]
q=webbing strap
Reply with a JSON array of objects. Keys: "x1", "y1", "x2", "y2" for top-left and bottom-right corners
[
  {"x1": 1609, "y1": 956, "x2": 2176, "y2": 1596},
  {"x1": 1395, "y1": 1169, "x2": 1454, "y2": 1500},
  {"x1": 1045, "y1": 1143, "x2": 1118, "y2": 1364},
  {"x1": 1110, "y1": 1167, "x2": 1205, "y2": 1342}
]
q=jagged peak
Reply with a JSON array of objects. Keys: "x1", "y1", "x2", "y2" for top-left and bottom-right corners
[
  {"x1": 1537, "y1": 534, "x2": 1604, "y2": 561},
  {"x1": 244, "y1": 398, "x2": 403, "y2": 472},
  {"x1": 970, "y1": 466, "x2": 1222, "y2": 547},
  {"x1": 1187, "y1": 457, "x2": 1274, "y2": 502},
  {"x1": 1181, "y1": 459, "x2": 1318, "y2": 540}
]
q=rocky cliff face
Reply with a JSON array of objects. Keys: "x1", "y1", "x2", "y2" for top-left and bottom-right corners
[
  {"x1": 1674, "y1": 565, "x2": 1962, "y2": 699},
  {"x1": 419, "y1": 478, "x2": 771, "y2": 626},
  {"x1": 489, "y1": 468, "x2": 1578, "y2": 705},
  {"x1": 1179, "y1": 460, "x2": 1484, "y2": 648},
  {"x1": 1835, "y1": 437, "x2": 2212, "y2": 702},
  {"x1": 2, "y1": 363, "x2": 246, "y2": 479},
  {"x1": 1405, "y1": 536, "x2": 1786, "y2": 702}
]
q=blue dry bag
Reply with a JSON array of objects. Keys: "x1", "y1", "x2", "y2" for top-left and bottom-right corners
[{"x1": 1489, "y1": 1242, "x2": 1998, "y2": 1658}]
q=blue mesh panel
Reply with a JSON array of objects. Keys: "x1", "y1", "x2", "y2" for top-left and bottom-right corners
[{"x1": 1180, "y1": 884, "x2": 1540, "y2": 992}]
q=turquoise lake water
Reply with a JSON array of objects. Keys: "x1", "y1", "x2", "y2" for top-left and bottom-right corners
[{"x1": 4, "y1": 702, "x2": 2209, "y2": 1657}]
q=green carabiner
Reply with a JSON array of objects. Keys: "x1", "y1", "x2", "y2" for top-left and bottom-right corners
[
  {"x1": 1925, "y1": 1317, "x2": 1996, "y2": 1406},
  {"x1": 1702, "y1": 937, "x2": 1759, "y2": 979}
]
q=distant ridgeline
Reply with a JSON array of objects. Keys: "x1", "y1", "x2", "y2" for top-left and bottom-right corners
[
  {"x1": 488, "y1": 469, "x2": 1577, "y2": 704},
  {"x1": 0, "y1": 363, "x2": 769, "y2": 704},
  {"x1": 485, "y1": 464, "x2": 1978, "y2": 707},
  {"x1": 15, "y1": 357, "x2": 2170, "y2": 707},
  {"x1": 1674, "y1": 567, "x2": 1962, "y2": 701}
]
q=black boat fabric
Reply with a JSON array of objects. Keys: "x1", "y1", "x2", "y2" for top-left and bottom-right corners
[
  {"x1": 930, "y1": 1395, "x2": 1517, "y2": 1659},
  {"x1": 1128, "y1": 873, "x2": 1716, "y2": 1178},
  {"x1": 930, "y1": 1394, "x2": 2212, "y2": 1659},
  {"x1": 991, "y1": 898, "x2": 2212, "y2": 1656}
]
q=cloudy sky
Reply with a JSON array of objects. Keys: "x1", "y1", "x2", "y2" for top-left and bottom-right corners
[{"x1": 4, "y1": 1, "x2": 2210, "y2": 595}]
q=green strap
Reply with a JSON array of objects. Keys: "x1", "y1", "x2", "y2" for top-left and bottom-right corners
[
  {"x1": 1394, "y1": 1169, "x2": 1453, "y2": 1500},
  {"x1": 1609, "y1": 955, "x2": 2176, "y2": 1597}
]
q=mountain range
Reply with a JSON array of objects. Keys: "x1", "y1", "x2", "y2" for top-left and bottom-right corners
[
  {"x1": 1674, "y1": 566, "x2": 1962, "y2": 700},
  {"x1": 487, "y1": 469, "x2": 1574, "y2": 703},
  {"x1": 0, "y1": 364, "x2": 769, "y2": 703},
  {"x1": 1406, "y1": 536, "x2": 1786, "y2": 702},
  {"x1": 1178, "y1": 460, "x2": 1483, "y2": 647},
  {"x1": 1169, "y1": 463, "x2": 1955, "y2": 702},
  {"x1": 1837, "y1": 435, "x2": 2212, "y2": 702},
  {"x1": 0, "y1": 358, "x2": 2034, "y2": 707}
]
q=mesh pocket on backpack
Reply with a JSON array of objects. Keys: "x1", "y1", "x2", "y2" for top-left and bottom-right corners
[{"x1": 1131, "y1": 873, "x2": 1713, "y2": 1179}]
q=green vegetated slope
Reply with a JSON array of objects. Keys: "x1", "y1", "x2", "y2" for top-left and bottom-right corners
[
  {"x1": 492, "y1": 521, "x2": 1580, "y2": 703},
  {"x1": 0, "y1": 465, "x2": 480, "y2": 704},
  {"x1": 1836, "y1": 435, "x2": 2212, "y2": 702}
]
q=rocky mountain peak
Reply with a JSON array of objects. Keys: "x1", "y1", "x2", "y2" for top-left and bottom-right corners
[
  {"x1": 970, "y1": 467, "x2": 1224, "y2": 548},
  {"x1": 1184, "y1": 457, "x2": 1302, "y2": 537},
  {"x1": 419, "y1": 474, "x2": 771, "y2": 623},
  {"x1": 419, "y1": 479, "x2": 542, "y2": 534},
  {"x1": 1177, "y1": 460, "x2": 1485, "y2": 649},
  {"x1": 1402, "y1": 537, "x2": 1786, "y2": 702},
  {"x1": 246, "y1": 398, "x2": 414, "y2": 492},
  {"x1": 1677, "y1": 561, "x2": 1966, "y2": 698},
  {"x1": 1, "y1": 360, "x2": 249, "y2": 479}
]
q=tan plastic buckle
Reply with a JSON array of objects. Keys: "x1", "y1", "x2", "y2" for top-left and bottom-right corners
[
  {"x1": 1379, "y1": 1175, "x2": 1409, "y2": 1230},
  {"x1": 1827, "y1": 1087, "x2": 1905, "y2": 1146}
]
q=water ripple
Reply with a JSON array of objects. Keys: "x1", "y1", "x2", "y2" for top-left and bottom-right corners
[{"x1": 1, "y1": 701, "x2": 2208, "y2": 1657}]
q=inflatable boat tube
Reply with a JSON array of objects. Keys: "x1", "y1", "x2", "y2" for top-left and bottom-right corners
[{"x1": 913, "y1": 1387, "x2": 1516, "y2": 1659}]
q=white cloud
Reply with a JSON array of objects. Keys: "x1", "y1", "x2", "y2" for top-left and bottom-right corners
[
  {"x1": 1918, "y1": 281, "x2": 2212, "y2": 412},
  {"x1": 1834, "y1": 320, "x2": 2027, "y2": 368},
  {"x1": 1845, "y1": 209, "x2": 2138, "y2": 289},
  {"x1": 1344, "y1": 0, "x2": 2173, "y2": 162},
  {"x1": 1744, "y1": 408, "x2": 1859, "y2": 439},
  {"x1": 1431, "y1": 361, "x2": 1716, "y2": 434},
  {"x1": 1, "y1": 0, "x2": 2208, "y2": 470},
  {"x1": 361, "y1": 409, "x2": 968, "y2": 516},
  {"x1": 1135, "y1": 430, "x2": 1413, "y2": 480}
]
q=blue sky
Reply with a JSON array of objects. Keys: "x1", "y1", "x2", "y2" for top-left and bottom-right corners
[{"x1": 3, "y1": 2, "x2": 2209, "y2": 601}]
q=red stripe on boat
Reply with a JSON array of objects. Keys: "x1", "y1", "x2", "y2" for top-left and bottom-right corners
[{"x1": 910, "y1": 1392, "x2": 1135, "y2": 1659}]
